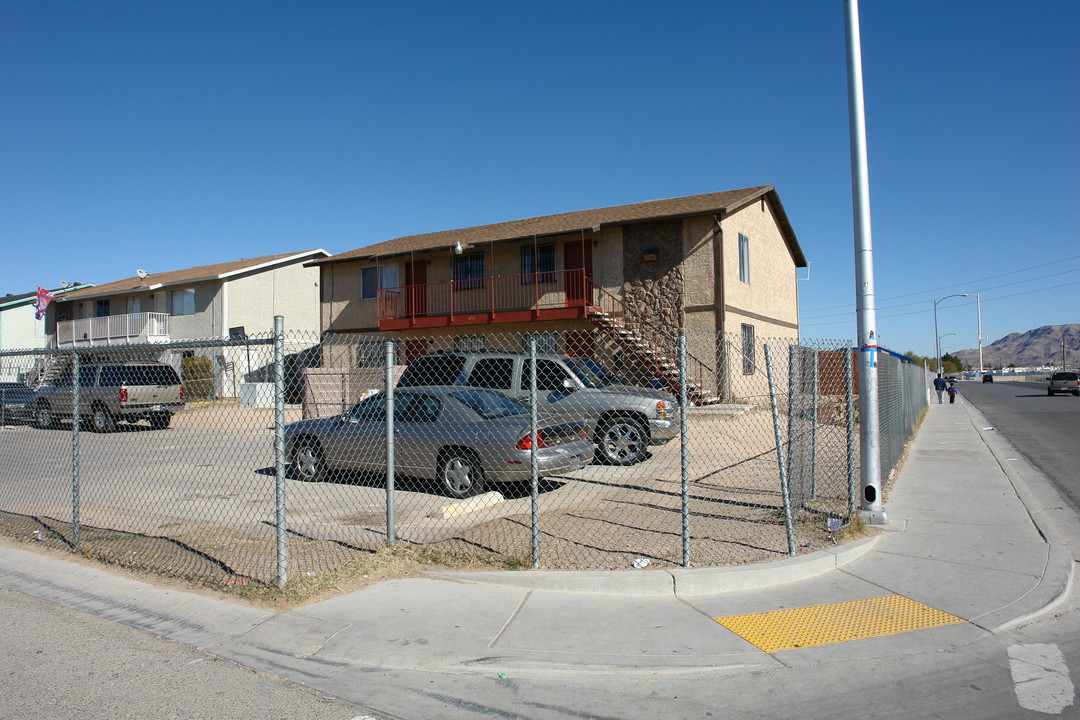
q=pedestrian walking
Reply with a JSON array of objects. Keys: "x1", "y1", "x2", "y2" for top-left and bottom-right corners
[
  {"x1": 933, "y1": 374, "x2": 947, "y2": 404},
  {"x1": 947, "y1": 381, "x2": 958, "y2": 404}
]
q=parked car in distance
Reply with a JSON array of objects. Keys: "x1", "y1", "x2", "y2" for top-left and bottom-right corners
[
  {"x1": 34, "y1": 361, "x2": 185, "y2": 432},
  {"x1": 1047, "y1": 371, "x2": 1079, "y2": 396},
  {"x1": 283, "y1": 387, "x2": 593, "y2": 498},
  {"x1": 396, "y1": 351, "x2": 678, "y2": 466},
  {"x1": 0, "y1": 382, "x2": 34, "y2": 423},
  {"x1": 982, "y1": 374, "x2": 994, "y2": 383}
]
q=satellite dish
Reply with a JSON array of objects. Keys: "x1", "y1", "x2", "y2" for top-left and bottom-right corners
[
  {"x1": 60, "y1": 281, "x2": 73, "y2": 288},
  {"x1": 136, "y1": 269, "x2": 148, "y2": 279}
]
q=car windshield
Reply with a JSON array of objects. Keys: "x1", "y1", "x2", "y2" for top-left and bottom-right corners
[
  {"x1": 450, "y1": 390, "x2": 527, "y2": 419},
  {"x1": 0, "y1": 383, "x2": 31, "y2": 397},
  {"x1": 1052, "y1": 373, "x2": 1078, "y2": 381},
  {"x1": 562, "y1": 357, "x2": 607, "y2": 388}
]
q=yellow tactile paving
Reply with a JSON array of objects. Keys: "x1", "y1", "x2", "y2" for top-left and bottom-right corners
[{"x1": 714, "y1": 595, "x2": 965, "y2": 653}]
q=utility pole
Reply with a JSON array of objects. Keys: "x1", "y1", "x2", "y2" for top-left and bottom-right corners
[
  {"x1": 844, "y1": 0, "x2": 884, "y2": 524},
  {"x1": 973, "y1": 292, "x2": 985, "y2": 373}
]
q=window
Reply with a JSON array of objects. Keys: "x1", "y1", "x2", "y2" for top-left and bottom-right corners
[
  {"x1": 170, "y1": 288, "x2": 195, "y2": 316},
  {"x1": 453, "y1": 252, "x2": 485, "y2": 290},
  {"x1": 520, "y1": 358, "x2": 570, "y2": 391},
  {"x1": 453, "y1": 335, "x2": 485, "y2": 352},
  {"x1": 126, "y1": 296, "x2": 141, "y2": 314},
  {"x1": 95, "y1": 299, "x2": 110, "y2": 317},
  {"x1": 79, "y1": 365, "x2": 99, "y2": 387},
  {"x1": 361, "y1": 265, "x2": 400, "y2": 300},
  {"x1": 520, "y1": 244, "x2": 556, "y2": 284},
  {"x1": 469, "y1": 358, "x2": 514, "y2": 390},
  {"x1": 741, "y1": 323, "x2": 756, "y2": 375},
  {"x1": 738, "y1": 234, "x2": 750, "y2": 284},
  {"x1": 521, "y1": 331, "x2": 558, "y2": 354}
]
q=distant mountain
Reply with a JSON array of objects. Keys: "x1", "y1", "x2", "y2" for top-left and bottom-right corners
[{"x1": 953, "y1": 323, "x2": 1080, "y2": 369}]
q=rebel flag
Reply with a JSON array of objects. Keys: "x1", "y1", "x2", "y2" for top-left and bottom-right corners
[{"x1": 34, "y1": 286, "x2": 54, "y2": 320}]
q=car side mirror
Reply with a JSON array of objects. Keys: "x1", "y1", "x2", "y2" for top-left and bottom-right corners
[{"x1": 562, "y1": 378, "x2": 576, "y2": 391}]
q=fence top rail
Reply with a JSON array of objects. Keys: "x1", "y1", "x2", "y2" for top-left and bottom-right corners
[{"x1": 0, "y1": 336, "x2": 276, "y2": 357}]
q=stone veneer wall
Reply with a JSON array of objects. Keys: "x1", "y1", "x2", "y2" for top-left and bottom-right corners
[{"x1": 621, "y1": 219, "x2": 685, "y2": 330}]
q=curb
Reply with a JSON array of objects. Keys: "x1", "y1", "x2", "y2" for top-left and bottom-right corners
[{"x1": 427, "y1": 536, "x2": 879, "y2": 596}]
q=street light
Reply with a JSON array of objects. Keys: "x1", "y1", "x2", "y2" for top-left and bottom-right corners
[{"x1": 933, "y1": 294, "x2": 969, "y2": 375}]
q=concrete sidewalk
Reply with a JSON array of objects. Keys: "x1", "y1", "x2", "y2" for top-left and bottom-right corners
[{"x1": 1, "y1": 399, "x2": 1076, "y2": 684}]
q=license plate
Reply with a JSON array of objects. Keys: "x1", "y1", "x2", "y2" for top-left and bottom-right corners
[{"x1": 151, "y1": 404, "x2": 165, "y2": 411}]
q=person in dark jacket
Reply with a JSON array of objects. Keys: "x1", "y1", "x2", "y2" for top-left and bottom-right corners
[{"x1": 933, "y1": 374, "x2": 948, "y2": 404}]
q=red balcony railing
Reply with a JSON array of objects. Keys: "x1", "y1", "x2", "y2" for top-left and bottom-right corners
[{"x1": 377, "y1": 268, "x2": 592, "y2": 329}]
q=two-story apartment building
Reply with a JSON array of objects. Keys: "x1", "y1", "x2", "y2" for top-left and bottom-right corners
[
  {"x1": 51, "y1": 250, "x2": 328, "y2": 347},
  {"x1": 311, "y1": 186, "x2": 806, "y2": 403}
]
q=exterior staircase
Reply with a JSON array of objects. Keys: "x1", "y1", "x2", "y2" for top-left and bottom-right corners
[{"x1": 585, "y1": 283, "x2": 716, "y2": 405}]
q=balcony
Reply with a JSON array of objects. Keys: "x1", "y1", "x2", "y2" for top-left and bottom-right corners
[
  {"x1": 57, "y1": 312, "x2": 170, "y2": 347},
  {"x1": 377, "y1": 268, "x2": 594, "y2": 330}
]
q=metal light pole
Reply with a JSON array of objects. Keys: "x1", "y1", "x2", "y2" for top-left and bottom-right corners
[
  {"x1": 933, "y1": 294, "x2": 969, "y2": 375},
  {"x1": 844, "y1": 0, "x2": 884, "y2": 524},
  {"x1": 973, "y1": 292, "x2": 986, "y2": 372}
]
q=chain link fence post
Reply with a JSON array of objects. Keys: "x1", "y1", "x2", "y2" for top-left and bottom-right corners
[
  {"x1": 71, "y1": 349, "x2": 81, "y2": 551},
  {"x1": 846, "y1": 346, "x2": 857, "y2": 516},
  {"x1": 679, "y1": 331, "x2": 690, "y2": 568},
  {"x1": 765, "y1": 344, "x2": 796, "y2": 556},
  {"x1": 529, "y1": 338, "x2": 540, "y2": 569},
  {"x1": 385, "y1": 340, "x2": 396, "y2": 547},
  {"x1": 273, "y1": 315, "x2": 287, "y2": 589}
]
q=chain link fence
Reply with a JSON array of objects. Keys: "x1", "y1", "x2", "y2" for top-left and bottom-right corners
[{"x1": 0, "y1": 319, "x2": 926, "y2": 588}]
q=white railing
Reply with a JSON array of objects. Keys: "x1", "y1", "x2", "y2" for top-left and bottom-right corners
[{"x1": 57, "y1": 312, "x2": 170, "y2": 346}]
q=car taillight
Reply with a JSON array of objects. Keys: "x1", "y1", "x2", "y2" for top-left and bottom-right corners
[
  {"x1": 118, "y1": 387, "x2": 128, "y2": 403},
  {"x1": 179, "y1": 386, "x2": 185, "y2": 401},
  {"x1": 516, "y1": 431, "x2": 550, "y2": 450}
]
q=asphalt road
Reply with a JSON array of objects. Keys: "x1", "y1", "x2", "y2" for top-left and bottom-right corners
[
  {"x1": 957, "y1": 379, "x2": 1080, "y2": 508},
  {"x1": 0, "y1": 588, "x2": 382, "y2": 720}
]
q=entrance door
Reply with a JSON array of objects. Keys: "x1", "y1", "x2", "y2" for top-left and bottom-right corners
[
  {"x1": 405, "y1": 260, "x2": 427, "y2": 317},
  {"x1": 564, "y1": 239, "x2": 593, "y2": 305}
]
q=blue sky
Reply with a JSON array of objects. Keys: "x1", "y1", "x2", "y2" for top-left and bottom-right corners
[{"x1": 3, "y1": 1, "x2": 1077, "y2": 356}]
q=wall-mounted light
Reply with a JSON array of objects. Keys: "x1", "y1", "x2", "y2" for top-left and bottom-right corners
[
  {"x1": 643, "y1": 246, "x2": 659, "y2": 262},
  {"x1": 454, "y1": 242, "x2": 464, "y2": 255}
]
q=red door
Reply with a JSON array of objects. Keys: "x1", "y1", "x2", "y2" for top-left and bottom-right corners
[
  {"x1": 564, "y1": 239, "x2": 593, "y2": 305},
  {"x1": 405, "y1": 260, "x2": 427, "y2": 317}
]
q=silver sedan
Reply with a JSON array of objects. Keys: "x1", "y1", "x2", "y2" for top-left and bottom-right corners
[{"x1": 283, "y1": 386, "x2": 592, "y2": 498}]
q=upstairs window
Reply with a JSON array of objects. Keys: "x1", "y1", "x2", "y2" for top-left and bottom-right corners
[
  {"x1": 520, "y1": 244, "x2": 556, "y2": 284},
  {"x1": 453, "y1": 252, "x2": 485, "y2": 290},
  {"x1": 170, "y1": 288, "x2": 195, "y2": 316},
  {"x1": 738, "y1": 233, "x2": 751, "y2": 284},
  {"x1": 95, "y1": 299, "x2": 110, "y2": 317},
  {"x1": 361, "y1": 265, "x2": 399, "y2": 300}
]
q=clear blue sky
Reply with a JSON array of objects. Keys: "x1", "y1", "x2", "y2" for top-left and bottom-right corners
[{"x1": 3, "y1": 1, "x2": 1077, "y2": 356}]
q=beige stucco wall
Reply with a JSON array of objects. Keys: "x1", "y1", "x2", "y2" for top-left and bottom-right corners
[
  {"x1": 226, "y1": 260, "x2": 321, "y2": 337},
  {"x1": 720, "y1": 199, "x2": 799, "y2": 336},
  {"x1": 0, "y1": 303, "x2": 47, "y2": 352}
]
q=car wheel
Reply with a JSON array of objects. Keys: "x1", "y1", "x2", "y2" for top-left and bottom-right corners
[
  {"x1": 291, "y1": 438, "x2": 326, "y2": 482},
  {"x1": 149, "y1": 412, "x2": 171, "y2": 430},
  {"x1": 91, "y1": 405, "x2": 116, "y2": 433},
  {"x1": 35, "y1": 402, "x2": 55, "y2": 429},
  {"x1": 437, "y1": 449, "x2": 485, "y2": 499},
  {"x1": 596, "y1": 415, "x2": 648, "y2": 466},
  {"x1": 1048, "y1": 389, "x2": 1054, "y2": 396}
]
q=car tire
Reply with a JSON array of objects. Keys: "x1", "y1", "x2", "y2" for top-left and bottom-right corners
[
  {"x1": 91, "y1": 405, "x2": 116, "y2": 433},
  {"x1": 149, "y1": 412, "x2": 171, "y2": 430},
  {"x1": 35, "y1": 401, "x2": 55, "y2": 430},
  {"x1": 1048, "y1": 389, "x2": 1054, "y2": 396},
  {"x1": 291, "y1": 438, "x2": 326, "y2": 482},
  {"x1": 596, "y1": 415, "x2": 649, "y2": 466},
  {"x1": 437, "y1": 449, "x2": 485, "y2": 499}
]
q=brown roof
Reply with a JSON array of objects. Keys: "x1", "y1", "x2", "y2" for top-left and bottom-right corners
[
  {"x1": 315, "y1": 185, "x2": 806, "y2": 267},
  {"x1": 56, "y1": 249, "x2": 329, "y2": 302}
]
